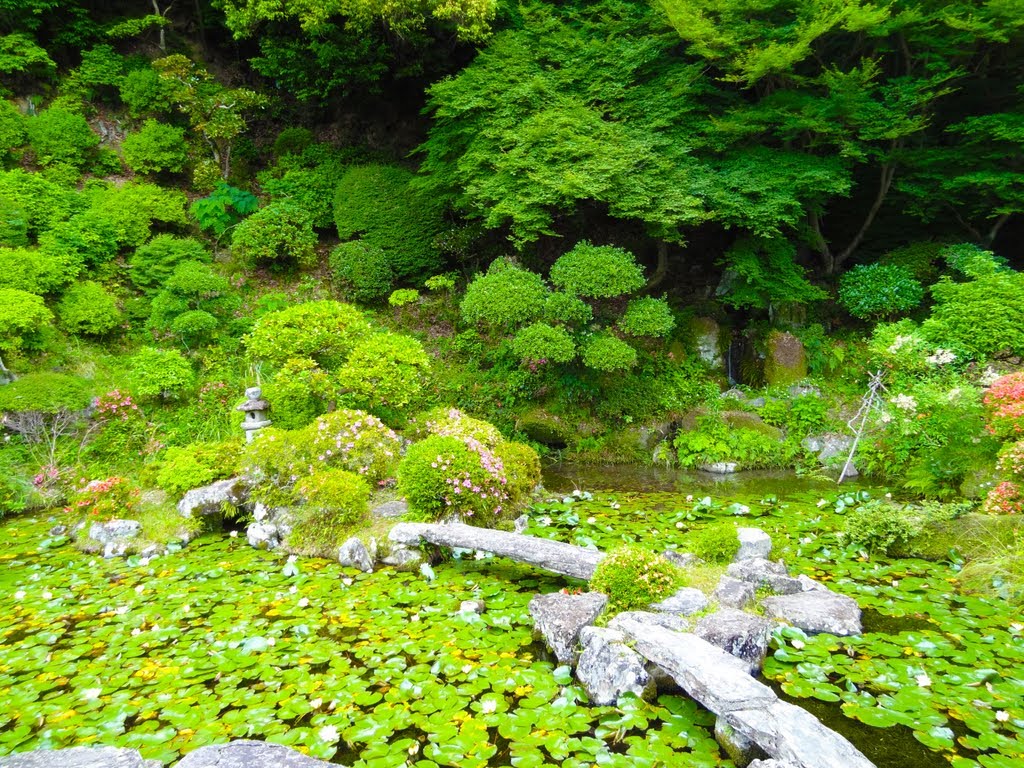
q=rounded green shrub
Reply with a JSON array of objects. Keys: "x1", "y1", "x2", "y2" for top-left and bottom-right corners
[
  {"x1": 260, "y1": 143, "x2": 348, "y2": 228},
  {"x1": 838, "y1": 263, "x2": 924, "y2": 321},
  {"x1": 460, "y1": 266, "x2": 548, "y2": 330},
  {"x1": 156, "y1": 441, "x2": 241, "y2": 497},
  {"x1": 689, "y1": 523, "x2": 740, "y2": 564},
  {"x1": 0, "y1": 247, "x2": 72, "y2": 294},
  {"x1": 618, "y1": 297, "x2": 675, "y2": 338},
  {"x1": 582, "y1": 334, "x2": 637, "y2": 372},
  {"x1": 923, "y1": 269, "x2": 1024, "y2": 359},
  {"x1": 148, "y1": 261, "x2": 239, "y2": 344},
  {"x1": 273, "y1": 127, "x2": 313, "y2": 157},
  {"x1": 0, "y1": 100, "x2": 26, "y2": 155},
  {"x1": 232, "y1": 201, "x2": 317, "y2": 270},
  {"x1": 121, "y1": 119, "x2": 187, "y2": 175},
  {"x1": 329, "y1": 240, "x2": 394, "y2": 304},
  {"x1": 0, "y1": 372, "x2": 92, "y2": 413},
  {"x1": 389, "y1": 289, "x2": 419, "y2": 307},
  {"x1": 335, "y1": 332, "x2": 430, "y2": 411},
  {"x1": 25, "y1": 107, "x2": 98, "y2": 169},
  {"x1": 57, "y1": 281, "x2": 122, "y2": 336},
  {"x1": 264, "y1": 358, "x2": 333, "y2": 430},
  {"x1": 119, "y1": 67, "x2": 175, "y2": 117},
  {"x1": 130, "y1": 236, "x2": 211, "y2": 294},
  {"x1": 511, "y1": 322, "x2": 576, "y2": 364},
  {"x1": 494, "y1": 441, "x2": 541, "y2": 506},
  {"x1": 0, "y1": 288, "x2": 53, "y2": 353},
  {"x1": 333, "y1": 163, "x2": 444, "y2": 280},
  {"x1": 38, "y1": 211, "x2": 120, "y2": 272},
  {"x1": 289, "y1": 469, "x2": 371, "y2": 556},
  {"x1": 590, "y1": 546, "x2": 685, "y2": 614},
  {"x1": 543, "y1": 292, "x2": 592, "y2": 327},
  {"x1": 841, "y1": 500, "x2": 928, "y2": 555},
  {"x1": 398, "y1": 434, "x2": 511, "y2": 526},
  {"x1": 127, "y1": 347, "x2": 195, "y2": 401},
  {"x1": 245, "y1": 300, "x2": 371, "y2": 369},
  {"x1": 242, "y1": 427, "x2": 316, "y2": 505},
  {"x1": 549, "y1": 242, "x2": 645, "y2": 299},
  {"x1": 422, "y1": 407, "x2": 504, "y2": 448}
]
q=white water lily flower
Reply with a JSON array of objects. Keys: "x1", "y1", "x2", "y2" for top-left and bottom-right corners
[
  {"x1": 586, "y1": 516, "x2": 596, "y2": 524},
  {"x1": 82, "y1": 688, "x2": 102, "y2": 700},
  {"x1": 229, "y1": 530, "x2": 238, "y2": 538},
  {"x1": 14, "y1": 590, "x2": 25, "y2": 600},
  {"x1": 42, "y1": 590, "x2": 52, "y2": 599},
  {"x1": 318, "y1": 725, "x2": 339, "y2": 742},
  {"x1": 816, "y1": 499, "x2": 828, "y2": 508},
  {"x1": 310, "y1": 697, "x2": 323, "y2": 710},
  {"x1": 135, "y1": 585, "x2": 145, "y2": 594},
  {"x1": 341, "y1": 578, "x2": 354, "y2": 587},
  {"x1": 916, "y1": 674, "x2": 932, "y2": 688},
  {"x1": 791, "y1": 639, "x2": 805, "y2": 650},
  {"x1": 996, "y1": 710, "x2": 1010, "y2": 722},
  {"x1": 481, "y1": 699, "x2": 497, "y2": 714},
  {"x1": 297, "y1": 597, "x2": 309, "y2": 608}
]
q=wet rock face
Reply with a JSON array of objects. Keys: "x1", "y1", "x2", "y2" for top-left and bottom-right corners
[
  {"x1": 650, "y1": 587, "x2": 709, "y2": 616},
  {"x1": 764, "y1": 330, "x2": 808, "y2": 388},
  {"x1": 695, "y1": 608, "x2": 774, "y2": 675},
  {"x1": 760, "y1": 591, "x2": 863, "y2": 636},
  {"x1": 175, "y1": 740, "x2": 334, "y2": 768},
  {"x1": 528, "y1": 591, "x2": 608, "y2": 664},
  {"x1": 735, "y1": 528, "x2": 772, "y2": 561},
  {"x1": 0, "y1": 746, "x2": 162, "y2": 768},
  {"x1": 177, "y1": 477, "x2": 249, "y2": 518},
  {"x1": 338, "y1": 537, "x2": 373, "y2": 573},
  {"x1": 575, "y1": 626, "x2": 653, "y2": 706}
]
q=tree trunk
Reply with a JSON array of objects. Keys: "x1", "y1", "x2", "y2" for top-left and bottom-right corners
[
  {"x1": 645, "y1": 240, "x2": 670, "y2": 292},
  {"x1": 982, "y1": 213, "x2": 1011, "y2": 248},
  {"x1": 151, "y1": 0, "x2": 166, "y2": 50}
]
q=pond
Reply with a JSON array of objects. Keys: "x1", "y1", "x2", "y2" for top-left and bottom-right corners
[{"x1": 0, "y1": 467, "x2": 1021, "y2": 768}]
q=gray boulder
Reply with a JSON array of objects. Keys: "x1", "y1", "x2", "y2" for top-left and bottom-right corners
[
  {"x1": 714, "y1": 576, "x2": 756, "y2": 610},
  {"x1": 88, "y1": 519, "x2": 142, "y2": 545},
  {"x1": 0, "y1": 747, "x2": 160, "y2": 768},
  {"x1": 513, "y1": 514, "x2": 529, "y2": 534},
  {"x1": 801, "y1": 433, "x2": 853, "y2": 464},
  {"x1": 459, "y1": 599, "x2": 486, "y2": 614},
  {"x1": 529, "y1": 591, "x2": 607, "y2": 664},
  {"x1": 696, "y1": 608, "x2": 773, "y2": 674},
  {"x1": 726, "y1": 559, "x2": 804, "y2": 595},
  {"x1": 175, "y1": 740, "x2": 333, "y2": 768},
  {"x1": 662, "y1": 550, "x2": 697, "y2": 568},
  {"x1": 372, "y1": 500, "x2": 408, "y2": 519},
  {"x1": 651, "y1": 587, "x2": 709, "y2": 615},
  {"x1": 338, "y1": 537, "x2": 373, "y2": 573},
  {"x1": 761, "y1": 590, "x2": 862, "y2": 636},
  {"x1": 382, "y1": 545, "x2": 423, "y2": 569},
  {"x1": 748, "y1": 761, "x2": 800, "y2": 768},
  {"x1": 178, "y1": 477, "x2": 248, "y2": 517},
  {"x1": 701, "y1": 462, "x2": 738, "y2": 474},
  {"x1": 735, "y1": 528, "x2": 771, "y2": 561},
  {"x1": 575, "y1": 626, "x2": 653, "y2": 706},
  {"x1": 246, "y1": 522, "x2": 280, "y2": 550}
]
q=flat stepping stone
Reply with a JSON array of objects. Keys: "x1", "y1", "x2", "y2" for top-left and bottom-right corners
[
  {"x1": 761, "y1": 590, "x2": 862, "y2": 636},
  {"x1": 529, "y1": 591, "x2": 607, "y2": 664}
]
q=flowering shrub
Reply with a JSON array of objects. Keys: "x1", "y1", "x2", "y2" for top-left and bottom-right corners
[
  {"x1": 982, "y1": 481, "x2": 1024, "y2": 515},
  {"x1": 308, "y1": 409, "x2": 402, "y2": 483},
  {"x1": 89, "y1": 389, "x2": 152, "y2": 459},
  {"x1": 65, "y1": 476, "x2": 139, "y2": 520},
  {"x1": 590, "y1": 546, "x2": 685, "y2": 614},
  {"x1": 997, "y1": 440, "x2": 1024, "y2": 479},
  {"x1": 242, "y1": 427, "x2": 315, "y2": 506},
  {"x1": 984, "y1": 373, "x2": 1024, "y2": 439},
  {"x1": 422, "y1": 407, "x2": 503, "y2": 448},
  {"x1": 398, "y1": 435, "x2": 510, "y2": 526}
]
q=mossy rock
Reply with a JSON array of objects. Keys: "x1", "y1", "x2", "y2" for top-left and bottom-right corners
[
  {"x1": 894, "y1": 514, "x2": 1021, "y2": 561},
  {"x1": 721, "y1": 410, "x2": 783, "y2": 440},
  {"x1": 518, "y1": 408, "x2": 574, "y2": 447},
  {"x1": 764, "y1": 330, "x2": 807, "y2": 387},
  {"x1": 959, "y1": 465, "x2": 1003, "y2": 500}
]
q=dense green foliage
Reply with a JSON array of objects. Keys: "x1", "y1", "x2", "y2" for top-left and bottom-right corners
[{"x1": 590, "y1": 545, "x2": 685, "y2": 614}]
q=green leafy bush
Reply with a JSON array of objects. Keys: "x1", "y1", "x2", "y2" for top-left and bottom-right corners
[
  {"x1": 191, "y1": 183, "x2": 259, "y2": 236},
  {"x1": 333, "y1": 163, "x2": 444, "y2": 280},
  {"x1": 841, "y1": 500, "x2": 929, "y2": 554},
  {"x1": 87, "y1": 182, "x2": 188, "y2": 248},
  {"x1": 543, "y1": 292, "x2": 593, "y2": 326},
  {"x1": 689, "y1": 523, "x2": 739, "y2": 564},
  {"x1": 119, "y1": 66, "x2": 176, "y2": 117},
  {"x1": 388, "y1": 289, "x2": 419, "y2": 307},
  {"x1": 494, "y1": 441, "x2": 541, "y2": 507},
  {"x1": 718, "y1": 236, "x2": 827, "y2": 310},
  {"x1": 264, "y1": 358, "x2": 333, "y2": 430},
  {"x1": 127, "y1": 347, "x2": 195, "y2": 400},
  {"x1": 590, "y1": 546, "x2": 685, "y2": 614},
  {"x1": 121, "y1": 119, "x2": 187, "y2": 175},
  {"x1": 0, "y1": 288, "x2": 53, "y2": 354},
  {"x1": 0, "y1": 247, "x2": 71, "y2": 294},
  {"x1": 582, "y1": 334, "x2": 637, "y2": 372},
  {"x1": 37, "y1": 210, "x2": 120, "y2": 276},
  {"x1": 336, "y1": 332, "x2": 431, "y2": 412},
  {"x1": 129, "y1": 235, "x2": 211, "y2": 295},
  {"x1": 329, "y1": 240, "x2": 393, "y2": 304},
  {"x1": 0, "y1": 372, "x2": 92, "y2": 414},
  {"x1": 57, "y1": 280, "x2": 122, "y2": 336},
  {"x1": 306, "y1": 409, "x2": 402, "y2": 483},
  {"x1": 617, "y1": 297, "x2": 675, "y2": 337},
  {"x1": 549, "y1": 242, "x2": 644, "y2": 299},
  {"x1": 0, "y1": 99, "x2": 25, "y2": 155},
  {"x1": 25, "y1": 107, "x2": 98, "y2": 169},
  {"x1": 242, "y1": 427, "x2": 315, "y2": 505},
  {"x1": 290, "y1": 469, "x2": 371, "y2": 556},
  {"x1": 460, "y1": 265, "x2": 548, "y2": 330},
  {"x1": 260, "y1": 143, "x2": 348, "y2": 228},
  {"x1": 148, "y1": 261, "x2": 239, "y2": 345},
  {"x1": 231, "y1": 201, "x2": 317, "y2": 270},
  {"x1": 245, "y1": 300, "x2": 371, "y2": 369},
  {"x1": 838, "y1": 263, "x2": 924, "y2": 320},
  {"x1": 272, "y1": 127, "x2": 313, "y2": 157},
  {"x1": 156, "y1": 441, "x2": 241, "y2": 497},
  {"x1": 0, "y1": 169, "x2": 80, "y2": 241},
  {"x1": 674, "y1": 415, "x2": 794, "y2": 469},
  {"x1": 923, "y1": 268, "x2": 1024, "y2": 359},
  {"x1": 511, "y1": 322, "x2": 576, "y2": 364}
]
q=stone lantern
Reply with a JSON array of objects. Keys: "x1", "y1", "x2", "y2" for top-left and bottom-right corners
[{"x1": 237, "y1": 386, "x2": 271, "y2": 443}]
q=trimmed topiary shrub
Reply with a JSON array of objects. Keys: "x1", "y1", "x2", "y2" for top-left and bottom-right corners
[
  {"x1": 590, "y1": 545, "x2": 685, "y2": 614},
  {"x1": 618, "y1": 297, "x2": 675, "y2": 338},
  {"x1": 689, "y1": 523, "x2": 740, "y2": 564},
  {"x1": 335, "y1": 332, "x2": 431, "y2": 412},
  {"x1": 129, "y1": 235, "x2": 211, "y2": 295},
  {"x1": 127, "y1": 346, "x2": 195, "y2": 401},
  {"x1": 245, "y1": 300, "x2": 371, "y2": 369},
  {"x1": 306, "y1": 409, "x2": 402, "y2": 484},
  {"x1": 329, "y1": 240, "x2": 393, "y2": 304},
  {"x1": 121, "y1": 119, "x2": 187, "y2": 175},
  {"x1": 231, "y1": 201, "x2": 317, "y2": 270},
  {"x1": 272, "y1": 127, "x2": 313, "y2": 157},
  {"x1": 156, "y1": 441, "x2": 241, "y2": 497},
  {"x1": 25, "y1": 107, "x2": 98, "y2": 169},
  {"x1": 422, "y1": 407, "x2": 504, "y2": 448},
  {"x1": 549, "y1": 242, "x2": 645, "y2": 299},
  {"x1": 582, "y1": 333, "x2": 637, "y2": 372},
  {"x1": 0, "y1": 372, "x2": 92, "y2": 414},
  {"x1": 838, "y1": 263, "x2": 924, "y2": 321},
  {"x1": 923, "y1": 268, "x2": 1024, "y2": 359},
  {"x1": 289, "y1": 469, "x2": 371, "y2": 556},
  {"x1": 148, "y1": 261, "x2": 239, "y2": 345},
  {"x1": 841, "y1": 500, "x2": 929, "y2": 554},
  {"x1": 264, "y1": 358, "x2": 333, "y2": 430},
  {"x1": 242, "y1": 427, "x2": 316, "y2": 506},
  {"x1": 543, "y1": 292, "x2": 592, "y2": 326},
  {"x1": 57, "y1": 280, "x2": 122, "y2": 336},
  {"x1": 511, "y1": 322, "x2": 576, "y2": 364},
  {"x1": 460, "y1": 265, "x2": 548, "y2": 330},
  {"x1": 38, "y1": 211, "x2": 120, "y2": 273},
  {"x1": 333, "y1": 163, "x2": 445, "y2": 280},
  {"x1": 0, "y1": 288, "x2": 53, "y2": 354},
  {"x1": 260, "y1": 143, "x2": 349, "y2": 228},
  {"x1": 119, "y1": 66, "x2": 176, "y2": 117},
  {"x1": 494, "y1": 441, "x2": 541, "y2": 507}
]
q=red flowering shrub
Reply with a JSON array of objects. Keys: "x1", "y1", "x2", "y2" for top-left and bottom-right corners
[
  {"x1": 65, "y1": 476, "x2": 139, "y2": 519},
  {"x1": 997, "y1": 440, "x2": 1024, "y2": 479},
  {"x1": 982, "y1": 481, "x2": 1024, "y2": 515},
  {"x1": 89, "y1": 390, "x2": 152, "y2": 458},
  {"x1": 984, "y1": 373, "x2": 1024, "y2": 439}
]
